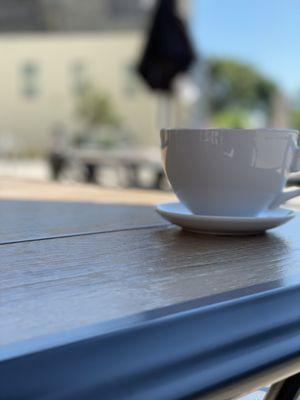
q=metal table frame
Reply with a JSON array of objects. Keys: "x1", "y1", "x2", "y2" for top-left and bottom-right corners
[{"x1": 2, "y1": 279, "x2": 300, "y2": 400}]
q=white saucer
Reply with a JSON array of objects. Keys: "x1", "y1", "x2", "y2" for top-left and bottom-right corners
[{"x1": 156, "y1": 202, "x2": 295, "y2": 235}]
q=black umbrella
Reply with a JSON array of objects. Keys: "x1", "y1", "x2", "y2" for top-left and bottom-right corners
[{"x1": 137, "y1": 0, "x2": 196, "y2": 93}]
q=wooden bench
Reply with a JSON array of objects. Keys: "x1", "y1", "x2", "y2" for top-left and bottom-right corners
[{"x1": 49, "y1": 147, "x2": 166, "y2": 189}]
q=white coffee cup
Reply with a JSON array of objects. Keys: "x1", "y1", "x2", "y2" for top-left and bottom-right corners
[{"x1": 161, "y1": 128, "x2": 300, "y2": 217}]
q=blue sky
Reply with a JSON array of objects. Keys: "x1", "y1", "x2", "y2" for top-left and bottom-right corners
[{"x1": 190, "y1": 0, "x2": 300, "y2": 97}]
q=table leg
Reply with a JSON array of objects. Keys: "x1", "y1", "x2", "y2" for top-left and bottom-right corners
[{"x1": 264, "y1": 373, "x2": 300, "y2": 399}]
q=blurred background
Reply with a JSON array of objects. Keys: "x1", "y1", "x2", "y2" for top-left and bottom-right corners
[
  {"x1": 0, "y1": 0, "x2": 299, "y2": 188},
  {"x1": 1, "y1": 4, "x2": 297, "y2": 399}
]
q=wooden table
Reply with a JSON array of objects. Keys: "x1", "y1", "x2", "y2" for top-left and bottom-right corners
[{"x1": 1, "y1": 183, "x2": 300, "y2": 399}]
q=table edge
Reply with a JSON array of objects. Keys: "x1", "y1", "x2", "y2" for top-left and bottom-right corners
[{"x1": 2, "y1": 279, "x2": 300, "y2": 399}]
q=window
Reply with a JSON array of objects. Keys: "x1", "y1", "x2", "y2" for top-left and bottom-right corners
[
  {"x1": 71, "y1": 61, "x2": 87, "y2": 96},
  {"x1": 21, "y1": 62, "x2": 40, "y2": 99}
]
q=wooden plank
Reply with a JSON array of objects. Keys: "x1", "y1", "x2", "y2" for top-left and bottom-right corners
[
  {"x1": 1, "y1": 214, "x2": 300, "y2": 346},
  {"x1": 0, "y1": 200, "x2": 166, "y2": 243},
  {"x1": 0, "y1": 178, "x2": 174, "y2": 242}
]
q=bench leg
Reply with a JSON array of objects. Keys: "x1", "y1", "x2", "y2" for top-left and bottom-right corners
[
  {"x1": 84, "y1": 163, "x2": 98, "y2": 183},
  {"x1": 126, "y1": 164, "x2": 139, "y2": 188},
  {"x1": 49, "y1": 154, "x2": 66, "y2": 180},
  {"x1": 153, "y1": 170, "x2": 165, "y2": 190}
]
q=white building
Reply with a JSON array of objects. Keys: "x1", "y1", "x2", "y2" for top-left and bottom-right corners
[{"x1": 0, "y1": 0, "x2": 159, "y2": 156}]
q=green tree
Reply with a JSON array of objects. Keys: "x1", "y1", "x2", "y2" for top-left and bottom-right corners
[
  {"x1": 290, "y1": 109, "x2": 300, "y2": 144},
  {"x1": 211, "y1": 107, "x2": 250, "y2": 129},
  {"x1": 76, "y1": 84, "x2": 120, "y2": 129},
  {"x1": 209, "y1": 58, "x2": 277, "y2": 115},
  {"x1": 290, "y1": 109, "x2": 300, "y2": 128}
]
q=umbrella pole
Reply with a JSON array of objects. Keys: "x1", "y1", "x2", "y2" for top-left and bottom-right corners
[
  {"x1": 158, "y1": 93, "x2": 182, "y2": 128},
  {"x1": 174, "y1": 88, "x2": 182, "y2": 127},
  {"x1": 159, "y1": 94, "x2": 173, "y2": 128}
]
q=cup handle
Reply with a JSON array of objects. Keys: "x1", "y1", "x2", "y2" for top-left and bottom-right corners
[
  {"x1": 269, "y1": 147, "x2": 300, "y2": 209},
  {"x1": 269, "y1": 187, "x2": 300, "y2": 210}
]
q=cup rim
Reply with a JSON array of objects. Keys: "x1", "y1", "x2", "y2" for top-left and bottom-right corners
[{"x1": 161, "y1": 128, "x2": 299, "y2": 136}]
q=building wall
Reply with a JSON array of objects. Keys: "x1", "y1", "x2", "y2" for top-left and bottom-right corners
[
  {"x1": 41, "y1": 0, "x2": 149, "y2": 32},
  {"x1": 0, "y1": 33, "x2": 159, "y2": 155},
  {"x1": 0, "y1": 0, "x2": 150, "y2": 32},
  {"x1": 0, "y1": 0, "x2": 44, "y2": 31}
]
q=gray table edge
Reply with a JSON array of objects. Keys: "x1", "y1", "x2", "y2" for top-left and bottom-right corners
[{"x1": 1, "y1": 278, "x2": 300, "y2": 400}]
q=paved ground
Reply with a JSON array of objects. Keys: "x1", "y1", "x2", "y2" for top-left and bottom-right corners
[
  {"x1": 0, "y1": 177, "x2": 175, "y2": 204},
  {"x1": 0, "y1": 159, "x2": 48, "y2": 180}
]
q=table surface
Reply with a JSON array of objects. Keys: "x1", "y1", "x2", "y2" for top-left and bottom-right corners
[
  {"x1": 0, "y1": 192, "x2": 300, "y2": 346},
  {"x1": 1, "y1": 181, "x2": 300, "y2": 400}
]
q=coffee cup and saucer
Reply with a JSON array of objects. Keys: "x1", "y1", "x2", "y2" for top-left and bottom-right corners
[{"x1": 156, "y1": 128, "x2": 300, "y2": 235}]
